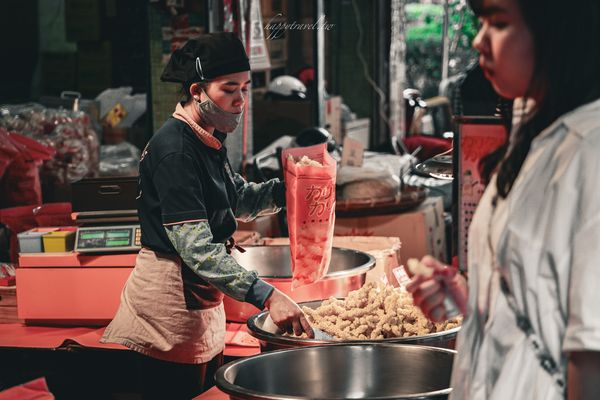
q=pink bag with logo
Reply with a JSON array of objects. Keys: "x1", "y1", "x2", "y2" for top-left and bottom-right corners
[{"x1": 282, "y1": 144, "x2": 336, "y2": 289}]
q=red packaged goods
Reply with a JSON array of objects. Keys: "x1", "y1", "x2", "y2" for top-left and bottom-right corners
[
  {"x1": 0, "y1": 104, "x2": 99, "y2": 188},
  {"x1": 0, "y1": 132, "x2": 55, "y2": 208},
  {"x1": 0, "y1": 263, "x2": 16, "y2": 286},
  {"x1": 282, "y1": 144, "x2": 336, "y2": 289},
  {"x1": 0, "y1": 129, "x2": 19, "y2": 180}
]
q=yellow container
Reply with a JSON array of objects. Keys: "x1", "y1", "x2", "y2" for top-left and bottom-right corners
[{"x1": 42, "y1": 230, "x2": 76, "y2": 252}]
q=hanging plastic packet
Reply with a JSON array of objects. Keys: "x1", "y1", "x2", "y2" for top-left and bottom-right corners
[{"x1": 282, "y1": 143, "x2": 336, "y2": 289}]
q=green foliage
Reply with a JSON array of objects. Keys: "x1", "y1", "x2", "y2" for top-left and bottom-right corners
[
  {"x1": 407, "y1": 23, "x2": 443, "y2": 42},
  {"x1": 405, "y1": 1, "x2": 479, "y2": 98},
  {"x1": 406, "y1": 3, "x2": 444, "y2": 20}
]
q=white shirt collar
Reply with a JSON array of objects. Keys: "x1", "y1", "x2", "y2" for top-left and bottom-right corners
[
  {"x1": 561, "y1": 97, "x2": 600, "y2": 136},
  {"x1": 530, "y1": 97, "x2": 600, "y2": 144}
]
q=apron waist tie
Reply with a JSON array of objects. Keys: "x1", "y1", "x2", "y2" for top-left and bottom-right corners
[{"x1": 225, "y1": 237, "x2": 246, "y2": 254}]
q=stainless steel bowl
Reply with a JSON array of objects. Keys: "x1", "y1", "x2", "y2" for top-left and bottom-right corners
[
  {"x1": 216, "y1": 343, "x2": 455, "y2": 399},
  {"x1": 247, "y1": 300, "x2": 460, "y2": 352},
  {"x1": 225, "y1": 246, "x2": 375, "y2": 322}
]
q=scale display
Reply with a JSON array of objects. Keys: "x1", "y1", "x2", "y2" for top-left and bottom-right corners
[{"x1": 75, "y1": 225, "x2": 141, "y2": 253}]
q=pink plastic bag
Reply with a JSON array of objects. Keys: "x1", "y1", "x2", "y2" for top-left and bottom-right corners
[{"x1": 282, "y1": 144, "x2": 336, "y2": 289}]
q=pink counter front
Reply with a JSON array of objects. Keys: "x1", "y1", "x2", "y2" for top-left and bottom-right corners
[{"x1": 0, "y1": 322, "x2": 260, "y2": 357}]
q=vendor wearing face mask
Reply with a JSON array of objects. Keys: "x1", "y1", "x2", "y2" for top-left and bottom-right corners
[{"x1": 101, "y1": 32, "x2": 313, "y2": 400}]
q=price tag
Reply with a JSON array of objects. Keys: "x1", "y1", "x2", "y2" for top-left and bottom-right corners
[{"x1": 392, "y1": 266, "x2": 411, "y2": 291}]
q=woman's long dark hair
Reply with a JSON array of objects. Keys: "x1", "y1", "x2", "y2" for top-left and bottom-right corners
[{"x1": 470, "y1": 0, "x2": 600, "y2": 198}]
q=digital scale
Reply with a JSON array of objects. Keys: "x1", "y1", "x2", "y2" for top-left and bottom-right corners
[
  {"x1": 70, "y1": 177, "x2": 143, "y2": 254},
  {"x1": 75, "y1": 224, "x2": 141, "y2": 254}
]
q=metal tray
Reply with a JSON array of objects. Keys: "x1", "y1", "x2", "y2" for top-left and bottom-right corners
[
  {"x1": 247, "y1": 299, "x2": 460, "y2": 352},
  {"x1": 217, "y1": 343, "x2": 455, "y2": 399}
]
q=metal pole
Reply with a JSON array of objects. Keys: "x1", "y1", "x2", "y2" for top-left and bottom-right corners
[
  {"x1": 312, "y1": 0, "x2": 325, "y2": 127},
  {"x1": 238, "y1": 0, "x2": 251, "y2": 175},
  {"x1": 373, "y1": 0, "x2": 388, "y2": 149},
  {"x1": 389, "y1": 0, "x2": 407, "y2": 145},
  {"x1": 207, "y1": 0, "x2": 214, "y2": 32},
  {"x1": 441, "y1": 0, "x2": 450, "y2": 82}
]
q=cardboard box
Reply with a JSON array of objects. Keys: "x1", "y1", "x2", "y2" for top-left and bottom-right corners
[
  {"x1": 344, "y1": 118, "x2": 371, "y2": 149},
  {"x1": 334, "y1": 197, "x2": 446, "y2": 267},
  {"x1": 330, "y1": 236, "x2": 402, "y2": 286}
]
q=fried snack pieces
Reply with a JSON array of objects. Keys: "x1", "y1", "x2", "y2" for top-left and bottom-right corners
[
  {"x1": 300, "y1": 282, "x2": 462, "y2": 340},
  {"x1": 287, "y1": 154, "x2": 324, "y2": 168},
  {"x1": 406, "y1": 257, "x2": 434, "y2": 278}
]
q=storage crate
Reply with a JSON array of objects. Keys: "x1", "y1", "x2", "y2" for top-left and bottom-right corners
[
  {"x1": 17, "y1": 228, "x2": 59, "y2": 253},
  {"x1": 42, "y1": 229, "x2": 77, "y2": 253}
]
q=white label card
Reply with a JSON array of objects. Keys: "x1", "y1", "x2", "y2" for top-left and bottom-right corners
[{"x1": 341, "y1": 136, "x2": 364, "y2": 167}]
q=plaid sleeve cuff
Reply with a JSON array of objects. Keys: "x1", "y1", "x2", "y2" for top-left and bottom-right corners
[{"x1": 245, "y1": 278, "x2": 275, "y2": 309}]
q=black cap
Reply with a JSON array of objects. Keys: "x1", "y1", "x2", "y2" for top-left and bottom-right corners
[{"x1": 160, "y1": 32, "x2": 250, "y2": 83}]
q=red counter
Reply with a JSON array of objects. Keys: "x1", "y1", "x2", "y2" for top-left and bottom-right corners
[
  {"x1": 0, "y1": 322, "x2": 259, "y2": 356},
  {"x1": 17, "y1": 252, "x2": 135, "y2": 325}
]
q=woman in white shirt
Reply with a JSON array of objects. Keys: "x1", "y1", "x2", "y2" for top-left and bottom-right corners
[{"x1": 407, "y1": 0, "x2": 600, "y2": 398}]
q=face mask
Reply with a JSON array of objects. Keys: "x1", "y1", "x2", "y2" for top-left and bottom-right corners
[{"x1": 197, "y1": 89, "x2": 243, "y2": 133}]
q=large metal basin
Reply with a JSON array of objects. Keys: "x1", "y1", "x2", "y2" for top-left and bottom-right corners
[
  {"x1": 247, "y1": 300, "x2": 460, "y2": 352},
  {"x1": 216, "y1": 343, "x2": 455, "y2": 399},
  {"x1": 225, "y1": 245, "x2": 375, "y2": 322}
]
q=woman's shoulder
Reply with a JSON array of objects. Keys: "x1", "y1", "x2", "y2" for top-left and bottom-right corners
[
  {"x1": 149, "y1": 118, "x2": 200, "y2": 157},
  {"x1": 561, "y1": 97, "x2": 600, "y2": 140},
  {"x1": 153, "y1": 118, "x2": 187, "y2": 143},
  {"x1": 138, "y1": 119, "x2": 191, "y2": 171}
]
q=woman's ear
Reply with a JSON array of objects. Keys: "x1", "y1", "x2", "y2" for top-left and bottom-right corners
[{"x1": 189, "y1": 82, "x2": 202, "y2": 102}]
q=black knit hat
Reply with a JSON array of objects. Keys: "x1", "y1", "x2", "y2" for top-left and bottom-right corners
[{"x1": 160, "y1": 32, "x2": 250, "y2": 83}]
